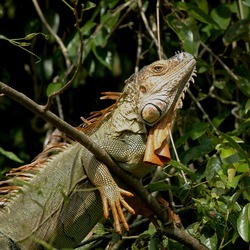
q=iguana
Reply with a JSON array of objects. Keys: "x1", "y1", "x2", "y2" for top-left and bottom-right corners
[{"x1": 0, "y1": 52, "x2": 196, "y2": 249}]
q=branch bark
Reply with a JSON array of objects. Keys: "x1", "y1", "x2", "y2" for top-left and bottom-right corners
[{"x1": 0, "y1": 81, "x2": 208, "y2": 250}]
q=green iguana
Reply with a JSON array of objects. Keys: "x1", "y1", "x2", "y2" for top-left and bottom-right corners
[{"x1": 0, "y1": 52, "x2": 196, "y2": 249}]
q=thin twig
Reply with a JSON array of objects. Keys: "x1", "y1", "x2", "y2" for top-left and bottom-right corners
[
  {"x1": 55, "y1": 95, "x2": 64, "y2": 121},
  {"x1": 32, "y1": 0, "x2": 71, "y2": 68},
  {"x1": 138, "y1": 0, "x2": 160, "y2": 57},
  {"x1": 199, "y1": 43, "x2": 241, "y2": 122},
  {"x1": 138, "y1": 0, "x2": 165, "y2": 59},
  {"x1": 169, "y1": 131, "x2": 188, "y2": 183},
  {"x1": 200, "y1": 41, "x2": 239, "y2": 82},
  {"x1": 90, "y1": 0, "x2": 135, "y2": 41},
  {"x1": 156, "y1": 0, "x2": 163, "y2": 59},
  {"x1": 44, "y1": 4, "x2": 84, "y2": 110},
  {"x1": 187, "y1": 89, "x2": 217, "y2": 133},
  {"x1": 105, "y1": 5, "x2": 133, "y2": 43},
  {"x1": 135, "y1": 25, "x2": 142, "y2": 72}
]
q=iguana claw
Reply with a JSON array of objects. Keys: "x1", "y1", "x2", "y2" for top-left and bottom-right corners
[{"x1": 99, "y1": 186, "x2": 135, "y2": 234}]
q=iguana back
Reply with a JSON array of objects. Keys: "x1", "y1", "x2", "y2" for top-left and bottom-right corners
[{"x1": 0, "y1": 144, "x2": 101, "y2": 248}]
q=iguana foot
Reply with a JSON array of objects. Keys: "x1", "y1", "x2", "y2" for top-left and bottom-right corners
[{"x1": 99, "y1": 185, "x2": 135, "y2": 234}]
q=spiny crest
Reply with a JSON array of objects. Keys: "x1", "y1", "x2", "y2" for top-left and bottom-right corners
[
  {"x1": 78, "y1": 92, "x2": 122, "y2": 133},
  {"x1": 0, "y1": 92, "x2": 122, "y2": 205},
  {"x1": 0, "y1": 142, "x2": 68, "y2": 205}
]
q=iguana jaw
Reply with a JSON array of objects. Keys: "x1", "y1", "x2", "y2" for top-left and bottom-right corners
[
  {"x1": 141, "y1": 52, "x2": 196, "y2": 166},
  {"x1": 138, "y1": 52, "x2": 196, "y2": 126}
]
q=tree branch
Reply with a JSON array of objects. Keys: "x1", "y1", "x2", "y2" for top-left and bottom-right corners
[
  {"x1": 160, "y1": 226, "x2": 208, "y2": 250},
  {"x1": 0, "y1": 81, "x2": 208, "y2": 250}
]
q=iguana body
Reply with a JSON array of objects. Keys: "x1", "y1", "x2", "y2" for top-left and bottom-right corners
[{"x1": 0, "y1": 52, "x2": 196, "y2": 249}]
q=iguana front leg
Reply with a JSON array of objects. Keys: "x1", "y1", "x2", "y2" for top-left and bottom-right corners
[{"x1": 80, "y1": 151, "x2": 135, "y2": 234}]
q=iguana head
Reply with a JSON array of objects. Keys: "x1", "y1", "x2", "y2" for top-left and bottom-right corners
[
  {"x1": 81, "y1": 52, "x2": 196, "y2": 137},
  {"x1": 136, "y1": 52, "x2": 196, "y2": 126}
]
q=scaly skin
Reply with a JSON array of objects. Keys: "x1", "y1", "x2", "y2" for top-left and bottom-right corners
[{"x1": 0, "y1": 52, "x2": 196, "y2": 249}]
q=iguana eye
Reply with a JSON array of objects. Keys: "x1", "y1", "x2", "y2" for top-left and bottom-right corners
[{"x1": 153, "y1": 65, "x2": 163, "y2": 72}]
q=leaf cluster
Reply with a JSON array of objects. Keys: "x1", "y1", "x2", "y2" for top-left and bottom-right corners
[{"x1": 0, "y1": 0, "x2": 249, "y2": 249}]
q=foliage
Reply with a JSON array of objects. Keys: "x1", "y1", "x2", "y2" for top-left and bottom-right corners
[{"x1": 0, "y1": 0, "x2": 249, "y2": 249}]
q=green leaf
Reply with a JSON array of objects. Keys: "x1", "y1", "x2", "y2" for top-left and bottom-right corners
[
  {"x1": 197, "y1": 58, "x2": 211, "y2": 73},
  {"x1": 218, "y1": 131, "x2": 250, "y2": 166},
  {"x1": 92, "y1": 30, "x2": 107, "y2": 47},
  {"x1": 147, "y1": 180, "x2": 171, "y2": 192},
  {"x1": 46, "y1": 82, "x2": 62, "y2": 96},
  {"x1": 149, "y1": 235, "x2": 159, "y2": 250},
  {"x1": 237, "y1": 203, "x2": 250, "y2": 242},
  {"x1": 228, "y1": 174, "x2": 242, "y2": 189},
  {"x1": 227, "y1": 167, "x2": 236, "y2": 182},
  {"x1": 212, "y1": 111, "x2": 230, "y2": 128},
  {"x1": 168, "y1": 160, "x2": 194, "y2": 175},
  {"x1": 67, "y1": 20, "x2": 96, "y2": 62},
  {"x1": 223, "y1": 19, "x2": 250, "y2": 45},
  {"x1": 236, "y1": 76, "x2": 250, "y2": 97},
  {"x1": 210, "y1": 4, "x2": 232, "y2": 30},
  {"x1": 237, "y1": 163, "x2": 249, "y2": 173},
  {"x1": 43, "y1": 59, "x2": 53, "y2": 80},
  {"x1": 85, "y1": 1, "x2": 96, "y2": 11},
  {"x1": 106, "y1": 0, "x2": 120, "y2": 9},
  {"x1": 164, "y1": 14, "x2": 199, "y2": 55},
  {"x1": 182, "y1": 138, "x2": 213, "y2": 165},
  {"x1": 92, "y1": 44, "x2": 112, "y2": 70},
  {"x1": 175, "y1": 122, "x2": 209, "y2": 148},
  {"x1": 44, "y1": 9, "x2": 60, "y2": 35},
  {"x1": 200, "y1": 233, "x2": 218, "y2": 250},
  {"x1": 101, "y1": 11, "x2": 120, "y2": 33},
  {"x1": 230, "y1": 119, "x2": 250, "y2": 138},
  {"x1": 243, "y1": 0, "x2": 250, "y2": 7},
  {"x1": 24, "y1": 32, "x2": 49, "y2": 41},
  {"x1": 189, "y1": 122, "x2": 208, "y2": 140},
  {"x1": 132, "y1": 233, "x2": 150, "y2": 250},
  {"x1": 176, "y1": 2, "x2": 220, "y2": 28},
  {"x1": 220, "y1": 146, "x2": 235, "y2": 159},
  {"x1": 204, "y1": 155, "x2": 222, "y2": 181},
  {"x1": 0, "y1": 147, "x2": 23, "y2": 163},
  {"x1": 228, "y1": 190, "x2": 244, "y2": 212},
  {"x1": 245, "y1": 98, "x2": 250, "y2": 114},
  {"x1": 196, "y1": 0, "x2": 208, "y2": 14},
  {"x1": 192, "y1": 198, "x2": 208, "y2": 214},
  {"x1": 148, "y1": 222, "x2": 157, "y2": 235}
]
